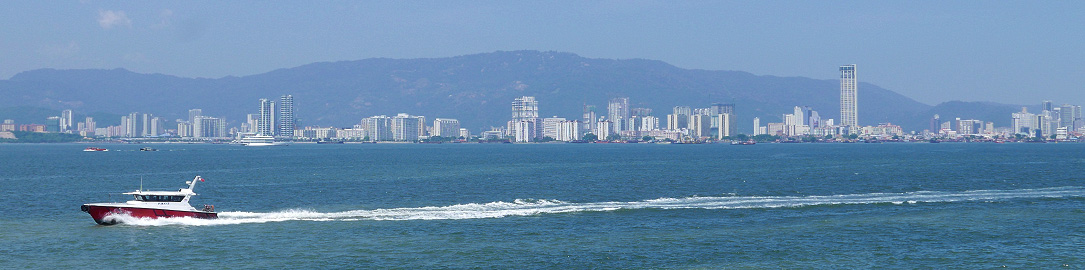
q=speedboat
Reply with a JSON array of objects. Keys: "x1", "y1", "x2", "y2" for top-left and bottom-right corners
[
  {"x1": 81, "y1": 176, "x2": 217, "y2": 225},
  {"x1": 83, "y1": 147, "x2": 108, "y2": 152}
]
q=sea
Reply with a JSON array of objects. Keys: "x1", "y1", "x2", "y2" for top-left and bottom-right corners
[{"x1": 1, "y1": 142, "x2": 1083, "y2": 268}]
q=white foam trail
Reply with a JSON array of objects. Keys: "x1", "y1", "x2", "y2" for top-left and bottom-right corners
[{"x1": 106, "y1": 186, "x2": 1085, "y2": 226}]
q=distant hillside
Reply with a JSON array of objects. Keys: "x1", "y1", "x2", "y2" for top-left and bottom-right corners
[{"x1": 0, "y1": 50, "x2": 1025, "y2": 133}]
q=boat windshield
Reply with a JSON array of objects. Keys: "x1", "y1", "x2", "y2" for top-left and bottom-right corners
[{"x1": 137, "y1": 195, "x2": 185, "y2": 202}]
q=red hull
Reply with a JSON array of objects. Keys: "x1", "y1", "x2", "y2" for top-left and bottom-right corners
[{"x1": 81, "y1": 205, "x2": 217, "y2": 225}]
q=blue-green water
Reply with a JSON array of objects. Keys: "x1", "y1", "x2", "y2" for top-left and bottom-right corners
[{"x1": 2, "y1": 143, "x2": 1084, "y2": 268}]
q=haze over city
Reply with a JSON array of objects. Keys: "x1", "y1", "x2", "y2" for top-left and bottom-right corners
[{"x1": 2, "y1": 1, "x2": 1082, "y2": 106}]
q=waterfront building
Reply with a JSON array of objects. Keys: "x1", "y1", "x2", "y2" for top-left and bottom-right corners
[
  {"x1": 508, "y1": 96, "x2": 540, "y2": 139},
  {"x1": 278, "y1": 95, "x2": 295, "y2": 138},
  {"x1": 364, "y1": 115, "x2": 393, "y2": 141},
  {"x1": 513, "y1": 120, "x2": 536, "y2": 142},
  {"x1": 177, "y1": 121, "x2": 193, "y2": 138},
  {"x1": 45, "y1": 117, "x2": 60, "y2": 133},
  {"x1": 690, "y1": 114, "x2": 712, "y2": 138},
  {"x1": 258, "y1": 99, "x2": 275, "y2": 136},
  {"x1": 1012, "y1": 107, "x2": 1037, "y2": 135},
  {"x1": 608, "y1": 98, "x2": 630, "y2": 132},
  {"x1": 582, "y1": 105, "x2": 597, "y2": 137},
  {"x1": 0, "y1": 120, "x2": 15, "y2": 132},
  {"x1": 433, "y1": 118, "x2": 460, "y2": 138},
  {"x1": 642, "y1": 116, "x2": 660, "y2": 131},
  {"x1": 668, "y1": 106, "x2": 692, "y2": 130},
  {"x1": 542, "y1": 117, "x2": 566, "y2": 139},
  {"x1": 193, "y1": 116, "x2": 226, "y2": 139},
  {"x1": 335, "y1": 128, "x2": 367, "y2": 140},
  {"x1": 391, "y1": 113, "x2": 421, "y2": 141},
  {"x1": 840, "y1": 64, "x2": 858, "y2": 133},
  {"x1": 752, "y1": 117, "x2": 763, "y2": 136},
  {"x1": 556, "y1": 120, "x2": 580, "y2": 141},
  {"x1": 716, "y1": 113, "x2": 736, "y2": 139},
  {"x1": 594, "y1": 120, "x2": 612, "y2": 138},
  {"x1": 61, "y1": 109, "x2": 73, "y2": 132},
  {"x1": 458, "y1": 128, "x2": 470, "y2": 140}
]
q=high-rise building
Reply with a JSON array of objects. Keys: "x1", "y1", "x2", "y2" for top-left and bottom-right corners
[
  {"x1": 391, "y1": 113, "x2": 421, "y2": 141},
  {"x1": 177, "y1": 121, "x2": 193, "y2": 138},
  {"x1": 278, "y1": 95, "x2": 295, "y2": 138},
  {"x1": 188, "y1": 109, "x2": 202, "y2": 124},
  {"x1": 61, "y1": 109, "x2": 73, "y2": 132},
  {"x1": 582, "y1": 105, "x2": 597, "y2": 136},
  {"x1": 193, "y1": 116, "x2": 226, "y2": 139},
  {"x1": 690, "y1": 114, "x2": 712, "y2": 138},
  {"x1": 556, "y1": 120, "x2": 580, "y2": 141},
  {"x1": 1059, "y1": 104, "x2": 1079, "y2": 130},
  {"x1": 717, "y1": 113, "x2": 736, "y2": 139},
  {"x1": 365, "y1": 115, "x2": 393, "y2": 141},
  {"x1": 125, "y1": 112, "x2": 139, "y2": 137},
  {"x1": 840, "y1": 64, "x2": 858, "y2": 133},
  {"x1": 753, "y1": 117, "x2": 763, "y2": 136},
  {"x1": 542, "y1": 117, "x2": 566, "y2": 139},
  {"x1": 141, "y1": 113, "x2": 153, "y2": 137},
  {"x1": 670, "y1": 106, "x2": 691, "y2": 130},
  {"x1": 509, "y1": 96, "x2": 540, "y2": 140},
  {"x1": 258, "y1": 99, "x2": 275, "y2": 136},
  {"x1": 608, "y1": 97, "x2": 630, "y2": 132},
  {"x1": 1012, "y1": 107, "x2": 1036, "y2": 135},
  {"x1": 46, "y1": 117, "x2": 61, "y2": 133},
  {"x1": 642, "y1": 116, "x2": 660, "y2": 131},
  {"x1": 433, "y1": 118, "x2": 460, "y2": 138}
]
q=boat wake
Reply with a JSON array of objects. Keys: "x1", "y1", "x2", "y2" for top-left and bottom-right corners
[{"x1": 104, "y1": 186, "x2": 1085, "y2": 226}]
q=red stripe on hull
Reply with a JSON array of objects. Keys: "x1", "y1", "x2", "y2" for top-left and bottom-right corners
[{"x1": 82, "y1": 205, "x2": 218, "y2": 225}]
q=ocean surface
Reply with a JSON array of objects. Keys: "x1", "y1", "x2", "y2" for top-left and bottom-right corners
[{"x1": 1, "y1": 142, "x2": 1083, "y2": 268}]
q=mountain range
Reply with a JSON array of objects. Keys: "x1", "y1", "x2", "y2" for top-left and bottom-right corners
[{"x1": 0, "y1": 50, "x2": 1032, "y2": 133}]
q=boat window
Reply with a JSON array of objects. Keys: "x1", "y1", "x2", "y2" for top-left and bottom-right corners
[{"x1": 140, "y1": 195, "x2": 185, "y2": 202}]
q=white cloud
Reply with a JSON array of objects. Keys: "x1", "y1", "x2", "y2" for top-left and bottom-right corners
[{"x1": 98, "y1": 10, "x2": 132, "y2": 29}]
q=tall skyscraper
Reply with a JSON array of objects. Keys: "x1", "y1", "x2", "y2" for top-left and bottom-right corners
[
  {"x1": 278, "y1": 95, "x2": 295, "y2": 138},
  {"x1": 258, "y1": 99, "x2": 275, "y2": 136},
  {"x1": 509, "y1": 96, "x2": 540, "y2": 141},
  {"x1": 61, "y1": 109, "x2": 73, "y2": 132},
  {"x1": 840, "y1": 64, "x2": 858, "y2": 133},
  {"x1": 188, "y1": 109, "x2": 202, "y2": 124},
  {"x1": 608, "y1": 97, "x2": 630, "y2": 132},
  {"x1": 582, "y1": 105, "x2": 597, "y2": 136}
]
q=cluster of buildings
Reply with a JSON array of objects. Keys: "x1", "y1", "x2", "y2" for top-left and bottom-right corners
[
  {"x1": 1010, "y1": 102, "x2": 1082, "y2": 139},
  {"x1": 495, "y1": 96, "x2": 738, "y2": 143},
  {"x1": 4, "y1": 64, "x2": 1084, "y2": 142}
]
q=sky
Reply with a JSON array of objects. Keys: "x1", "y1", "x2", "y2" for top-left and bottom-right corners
[{"x1": 1, "y1": 1, "x2": 1082, "y2": 106}]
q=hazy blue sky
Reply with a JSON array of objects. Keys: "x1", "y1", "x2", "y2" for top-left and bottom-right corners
[{"x1": 2, "y1": 1, "x2": 1082, "y2": 106}]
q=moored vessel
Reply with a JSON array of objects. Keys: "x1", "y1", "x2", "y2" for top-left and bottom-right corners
[
  {"x1": 81, "y1": 176, "x2": 217, "y2": 225},
  {"x1": 83, "y1": 147, "x2": 108, "y2": 152}
]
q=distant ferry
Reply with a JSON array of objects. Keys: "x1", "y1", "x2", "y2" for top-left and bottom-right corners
[
  {"x1": 83, "y1": 147, "x2": 108, "y2": 152},
  {"x1": 237, "y1": 135, "x2": 286, "y2": 146},
  {"x1": 731, "y1": 140, "x2": 756, "y2": 145}
]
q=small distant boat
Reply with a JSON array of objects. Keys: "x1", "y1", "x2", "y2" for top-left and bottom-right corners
[
  {"x1": 731, "y1": 140, "x2": 756, "y2": 145},
  {"x1": 316, "y1": 140, "x2": 344, "y2": 144},
  {"x1": 83, "y1": 147, "x2": 108, "y2": 152},
  {"x1": 139, "y1": 147, "x2": 157, "y2": 151},
  {"x1": 81, "y1": 176, "x2": 218, "y2": 225}
]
